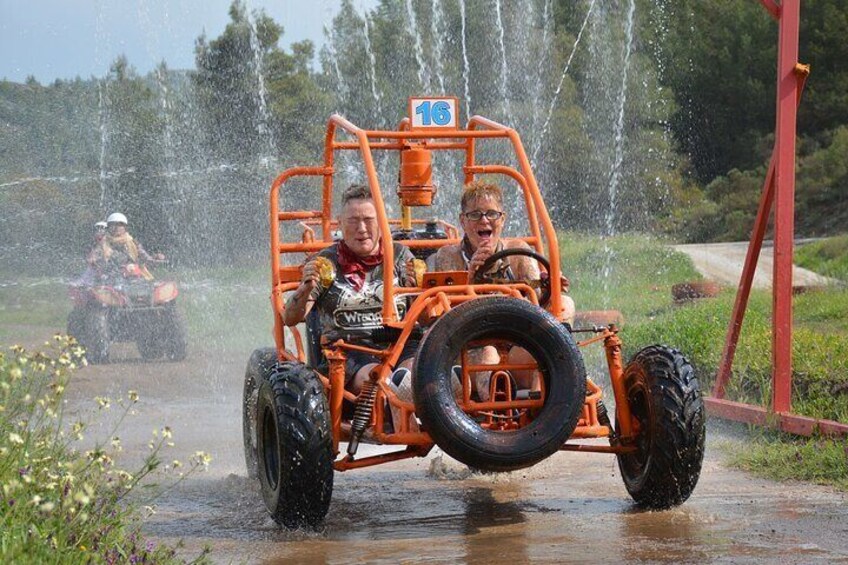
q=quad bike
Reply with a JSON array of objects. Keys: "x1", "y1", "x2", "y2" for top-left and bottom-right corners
[
  {"x1": 68, "y1": 262, "x2": 187, "y2": 363},
  {"x1": 243, "y1": 97, "x2": 705, "y2": 530}
]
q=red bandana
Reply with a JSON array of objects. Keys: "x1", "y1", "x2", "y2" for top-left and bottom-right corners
[{"x1": 337, "y1": 240, "x2": 383, "y2": 291}]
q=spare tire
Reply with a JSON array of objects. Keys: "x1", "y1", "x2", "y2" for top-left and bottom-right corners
[{"x1": 413, "y1": 296, "x2": 586, "y2": 472}]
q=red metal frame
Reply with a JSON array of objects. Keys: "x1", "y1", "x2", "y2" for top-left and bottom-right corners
[{"x1": 708, "y1": 0, "x2": 848, "y2": 437}]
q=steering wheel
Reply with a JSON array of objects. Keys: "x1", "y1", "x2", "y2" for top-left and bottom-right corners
[{"x1": 472, "y1": 248, "x2": 553, "y2": 307}]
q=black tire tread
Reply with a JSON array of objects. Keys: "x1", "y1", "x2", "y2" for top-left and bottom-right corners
[
  {"x1": 258, "y1": 361, "x2": 333, "y2": 529},
  {"x1": 414, "y1": 296, "x2": 586, "y2": 472},
  {"x1": 617, "y1": 345, "x2": 705, "y2": 509},
  {"x1": 242, "y1": 347, "x2": 279, "y2": 478},
  {"x1": 162, "y1": 305, "x2": 187, "y2": 361},
  {"x1": 82, "y1": 308, "x2": 110, "y2": 364},
  {"x1": 67, "y1": 308, "x2": 85, "y2": 340}
]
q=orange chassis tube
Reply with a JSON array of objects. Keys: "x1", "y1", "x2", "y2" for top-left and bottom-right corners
[{"x1": 268, "y1": 115, "x2": 636, "y2": 471}]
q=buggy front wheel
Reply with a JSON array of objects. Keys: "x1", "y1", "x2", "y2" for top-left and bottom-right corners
[
  {"x1": 242, "y1": 347, "x2": 279, "y2": 478},
  {"x1": 256, "y1": 361, "x2": 334, "y2": 529},
  {"x1": 616, "y1": 345, "x2": 705, "y2": 509}
]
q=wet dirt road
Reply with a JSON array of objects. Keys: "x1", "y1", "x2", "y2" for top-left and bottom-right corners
[{"x1": 60, "y1": 343, "x2": 848, "y2": 565}]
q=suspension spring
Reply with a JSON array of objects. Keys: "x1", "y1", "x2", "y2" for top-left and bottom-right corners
[{"x1": 347, "y1": 379, "x2": 378, "y2": 457}]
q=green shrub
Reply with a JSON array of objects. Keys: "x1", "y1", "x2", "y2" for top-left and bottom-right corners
[{"x1": 0, "y1": 337, "x2": 211, "y2": 563}]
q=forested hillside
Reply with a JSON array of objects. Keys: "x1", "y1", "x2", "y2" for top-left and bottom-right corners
[{"x1": 1, "y1": 0, "x2": 846, "y2": 273}]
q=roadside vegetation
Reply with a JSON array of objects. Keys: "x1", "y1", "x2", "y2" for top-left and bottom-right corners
[
  {"x1": 562, "y1": 233, "x2": 848, "y2": 490},
  {"x1": 0, "y1": 337, "x2": 211, "y2": 563},
  {"x1": 795, "y1": 235, "x2": 848, "y2": 282}
]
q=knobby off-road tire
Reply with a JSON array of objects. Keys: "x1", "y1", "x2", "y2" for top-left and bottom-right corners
[
  {"x1": 161, "y1": 304, "x2": 187, "y2": 361},
  {"x1": 242, "y1": 347, "x2": 279, "y2": 479},
  {"x1": 616, "y1": 345, "x2": 705, "y2": 509},
  {"x1": 137, "y1": 318, "x2": 164, "y2": 360},
  {"x1": 82, "y1": 308, "x2": 110, "y2": 364},
  {"x1": 256, "y1": 361, "x2": 334, "y2": 529},
  {"x1": 67, "y1": 308, "x2": 86, "y2": 340},
  {"x1": 414, "y1": 296, "x2": 587, "y2": 472}
]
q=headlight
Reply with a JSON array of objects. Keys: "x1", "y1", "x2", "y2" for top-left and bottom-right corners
[
  {"x1": 153, "y1": 282, "x2": 179, "y2": 304},
  {"x1": 91, "y1": 287, "x2": 125, "y2": 306}
]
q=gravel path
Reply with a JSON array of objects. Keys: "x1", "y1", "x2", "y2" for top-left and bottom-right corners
[{"x1": 673, "y1": 241, "x2": 838, "y2": 289}]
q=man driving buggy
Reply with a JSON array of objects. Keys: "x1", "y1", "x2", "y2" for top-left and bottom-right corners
[
  {"x1": 428, "y1": 180, "x2": 576, "y2": 400},
  {"x1": 283, "y1": 184, "x2": 419, "y2": 398}
]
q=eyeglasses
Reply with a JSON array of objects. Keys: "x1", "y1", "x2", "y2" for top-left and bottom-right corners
[{"x1": 463, "y1": 210, "x2": 504, "y2": 222}]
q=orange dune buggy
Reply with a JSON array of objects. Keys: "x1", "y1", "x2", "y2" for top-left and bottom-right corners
[{"x1": 242, "y1": 97, "x2": 705, "y2": 530}]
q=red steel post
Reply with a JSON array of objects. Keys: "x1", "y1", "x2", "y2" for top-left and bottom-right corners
[{"x1": 772, "y1": 0, "x2": 800, "y2": 413}]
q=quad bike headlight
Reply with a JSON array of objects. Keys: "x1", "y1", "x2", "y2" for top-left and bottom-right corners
[
  {"x1": 153, "y1": 282, "x2": 179, "y2": 304},
  {"x1": 91, "y1": 287, "x2": 126, "y2": 307}
]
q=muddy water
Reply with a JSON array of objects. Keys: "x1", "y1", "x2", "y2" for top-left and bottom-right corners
[{"x1": 62, "y1": 343, "x2": 848, "y2": 564}]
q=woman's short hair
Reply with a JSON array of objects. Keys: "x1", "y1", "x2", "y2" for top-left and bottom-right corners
[
  {"x1": 460, "y1": 180, "x2": 504, "y2": 212},
  {"x1": 341, "y1": 184, "x2": 373, "y2": 207}
]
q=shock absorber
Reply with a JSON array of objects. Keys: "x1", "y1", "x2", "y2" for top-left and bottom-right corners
[{"x1": 347, "y1": 379, "x2": 378, "y2": 457}]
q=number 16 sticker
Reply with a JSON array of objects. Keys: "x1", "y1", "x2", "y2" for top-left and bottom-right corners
[{"x1": 409, "y1": 97, "x2": 459, "y2": 130}]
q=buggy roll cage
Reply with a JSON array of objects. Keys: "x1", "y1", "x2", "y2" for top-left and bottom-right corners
[
  {"x1": 266, "y1": 112, "x2": 635, "y2": 466},
  {"x1": 269, "y1": 113, "x2": 566, "y2": 347}
]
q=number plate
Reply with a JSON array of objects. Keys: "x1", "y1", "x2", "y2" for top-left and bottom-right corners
[{"x1": 409, "y1": 97, "x2": 459, "y2": 130}]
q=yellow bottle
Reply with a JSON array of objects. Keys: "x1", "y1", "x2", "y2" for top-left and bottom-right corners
[{"x1": 313, "y1": 256, "x2": 336, "y2": 288}]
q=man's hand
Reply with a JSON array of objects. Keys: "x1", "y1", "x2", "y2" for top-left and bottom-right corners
[
  {"x1": 405, "y1": 258, "x2": 426, "y2": 286},
  {"x1": 468, "y1": 240, "x2": 495, "y2": 278},
  {"x1": 405, "y1": 259, "x2": 416, "y2": 286},
  {"x1": 284, "y1": 258, "x2": 321, "y2": 326},
  {"x1": 153, "y1": 253, "x2": 165, "y2": 261},
  {"x1": 300, "y1": 258, "x2": 321, "y2": 293}
]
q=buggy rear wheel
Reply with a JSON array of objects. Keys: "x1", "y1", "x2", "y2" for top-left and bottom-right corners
[
  {"x1": 256, "y1": 361, "x2": 333, "y2": 529},
  {"x1": 242, "y1": 347, "x2": 279, "y2": 478},
  {"x1": 413, "y1": 296, "x2": 586, "y2": 472},
  {"x1": 616, "y1": 345, "x2": 705, "y2": 509}
]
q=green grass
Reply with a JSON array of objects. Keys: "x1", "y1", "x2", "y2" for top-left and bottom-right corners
[
  {"x1": 560, "y1": 232, "x2": 702, "y2": 322},
  {"x1": 795, "y1": 234, "x2": 848, "y2": 281},
  {"x1": 561, "y1": 233, "x2": 848, "y2": 490},
  {"x1": 0, "y1": 277, "x2": 72, "y2": 345},
  {"x1": 726, "y1": 432, "x2": 848, "y2": 490}
]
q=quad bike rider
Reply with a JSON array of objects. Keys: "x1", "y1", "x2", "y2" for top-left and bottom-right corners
[
  {"x1": 68, "y1": 212, "x2": 187, "y2": 363},
  {"x1": 243, "y1": 97, "x2": 706, "y2": 530}
]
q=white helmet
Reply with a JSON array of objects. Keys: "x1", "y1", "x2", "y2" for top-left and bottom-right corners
[
  {"x1": 94, "y1": 221, "x2": 107, "y2": 230},
  {"x1": 107, "y1": 212, "x2": 128, "y2": 225}
]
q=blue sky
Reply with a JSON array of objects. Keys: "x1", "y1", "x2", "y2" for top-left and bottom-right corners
[{"x1": 0, "y1": 1, "x2": 376, "y2": 83}]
